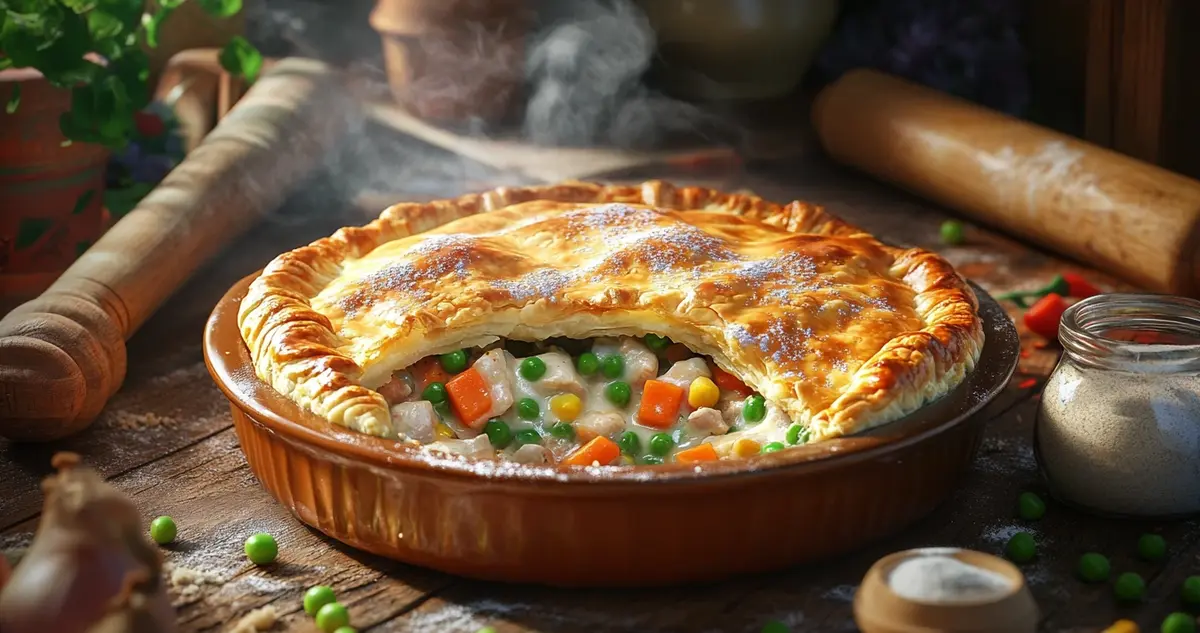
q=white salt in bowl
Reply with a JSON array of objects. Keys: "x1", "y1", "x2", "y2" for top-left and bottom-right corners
[{"x1": 854, "y1": 547, "x2": 1039, "y2": 633}]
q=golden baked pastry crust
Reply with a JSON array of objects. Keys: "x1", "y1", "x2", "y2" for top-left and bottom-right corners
[{"x1": 238, "y1": 181, "x2": 983, "y2": 443}]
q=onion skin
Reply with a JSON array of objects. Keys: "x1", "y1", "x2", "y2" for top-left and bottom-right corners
[{"x1": 0, "y1": 454, "x2": 177, "y2": 633}]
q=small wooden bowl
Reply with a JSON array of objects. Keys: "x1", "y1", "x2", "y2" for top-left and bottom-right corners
[
  {"x1": 203, "y1": 279, "x2": 1018, "y2": 587},
  {"x1": 854, "y1": 548, "x2": 1039, "y2": 633}
]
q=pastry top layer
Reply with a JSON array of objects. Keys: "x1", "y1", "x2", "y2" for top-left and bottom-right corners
[{"x1": 238, "y1": 181, "x2": 983, "y2": 444}]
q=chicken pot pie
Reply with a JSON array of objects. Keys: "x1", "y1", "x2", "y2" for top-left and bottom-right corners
[{"x1": 238, "y1": 181, "x2": 983, "y2": 466}]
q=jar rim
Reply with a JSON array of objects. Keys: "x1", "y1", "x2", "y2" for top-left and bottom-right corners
[{"x1": 1059, "y1": 293, "x2": 1200, "y2": 372}]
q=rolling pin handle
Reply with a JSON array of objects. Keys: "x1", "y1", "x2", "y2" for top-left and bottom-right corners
[{"x1": 0, "y1": 292, "x2": 127, "y2": 442}]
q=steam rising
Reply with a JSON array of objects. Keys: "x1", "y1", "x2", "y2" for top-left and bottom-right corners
[{"x1": 522, "y1": 0, "x2": 723, "y2": 149}]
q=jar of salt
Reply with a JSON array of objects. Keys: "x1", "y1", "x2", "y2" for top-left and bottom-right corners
[{"x1": 1036, "y1": 293, "x2": 1200, "y2": 517}]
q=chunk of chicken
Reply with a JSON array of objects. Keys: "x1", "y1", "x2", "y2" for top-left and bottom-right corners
[
  {"x1": 519, "y1": 350, "x2": 585, "y2": 397},
  {"x1": 659, "y1": 358, "x2": 711, "y2": 389},
  {"x1": 377, "y1": 371, "x2": 414, "y2": 404},
  {"x1": 390, "y1": 401, "x2": 436, "y2": 443},
  {"x1": 472, "y1": 349, "x2": 515, "y2": 423},
  {"x1": 428, "y1": 434, "x2": 494, "y2": 460},
  {"x1": 718, "y1": 395, "x2": 745, "y2": 426},
  {"x1": 574, "y1": 411, "x2": 625, "y2": 441},
  {"x1": 687, "y1": 407, "x2": 728, "y2": 436},
  {"x1": 511, "y1": 444, "x2": 554, "y2": 465}
]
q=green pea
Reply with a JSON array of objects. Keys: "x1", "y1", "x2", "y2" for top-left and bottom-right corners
[
  {"x1": 1139, "y1": 533, "x2": 1167, "y2": 562},
  {"x1": 601, "y1": 354, "x2": 624, "y2": 379},
  {"x1": 1182, "y1": 576, "x2": 1200, "y2": 605},
  {"x1": 649, "y1": 432, "x2": 674, "y2": 457},
  {"x1": 743, "y1": 395, "x2": 766, "y2": 423},
  {"x1": 422, "y1": 381, "x2": 447, "y2": 403},
  {"x1": 940, "y1": 220, "x2": 966, "y2": 246},
  {"x1": 1162, "y1": 613, "x2": 1197, "y2": 633},
  {"x1": 605, "y1": 381, "x2": 632, "y2": 406},
  {"x1": 1004, "y1": 532, "x2": 1035, "y2": 564},
  {"x1": 761, "y1": 622, "x2": 791, "y2": 633},
  {"x1": 244, "y1": 532, "x2": 278, "y2": 565},
  {"x1": 519, "y1": 357, "x2": 547, "y2": 381},
  {"x1": 484, "y1": 419, "x2": 512, "y2": 449},
  {"x1": 475, "y1": 628, "x2": 498, "y2": 633},
  {"x1": 1115, "y1": 572, "x2": 1146, "y2": 602},
  {"x1": 727, "y1": 425, "x2": 741, "y2": 434},
  {"x1": 333, "y1": 628, "x2": 358, "y2": 633},
  {"x1": 644, "y1": 334, "x2": 670, "y2": 351},
  {"x1": 549, "y1": 422, "x2": 576, "y2": 440},
  {"x1": 440, "y1": 349, "x2": 469, "y2": 373},
  {"x1": 1017, "y1": 492, "x2": 1046, "y2": 520},
  {"x1": 517, "y1": 397, "x2": 540, "y2": 420},
  {"x1": 1076, "y1": 553, "x2": 1110, "y2": 582},
  {"x1": 618, "y1": 431, "x2": 641, "y2": 455},
  {"x1": 785, "y1": 424, "x2": 810, "y2": 445},
  {"x1": 432, "y1": 400, "x2": 451, "y2": 419},
  {"x1": 514, "y1": 428, "x2": 542, "y2": 446},
  {"x1": 761, "y1": 442, "x2": 785, "y2": 453},
  {"x1": 577, "y1": 352, "x2": 600, "y2": 376},
  {"x1": 639, "y1": 455, "x2": 664, "y2": 465},
  {"x1": 304, "y1": 585, "x2": 337, "y2": 616},
  {"x1": 149, "y1": 516, "x2": 177, "y2": 545},
  {"x1": 315, "y1": 602, "x2": 350, "y2": 632}
]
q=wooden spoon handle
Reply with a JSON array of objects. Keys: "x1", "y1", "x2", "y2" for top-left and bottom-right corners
[
  {"x1": 0, "y1": 57, "x2": 358, "y2": 441},
  {"x1": 812, "y1": 69, "x2": 1200, "y2": 296}
]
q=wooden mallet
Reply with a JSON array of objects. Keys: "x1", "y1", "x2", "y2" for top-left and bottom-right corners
[{"x1": 0, "y1": 57, "x2": 359, "y2": 442}]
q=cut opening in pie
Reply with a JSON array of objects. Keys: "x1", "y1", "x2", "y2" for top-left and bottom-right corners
[{"x1": 377, "y1": 335, "x2": 799, "y2": 466}]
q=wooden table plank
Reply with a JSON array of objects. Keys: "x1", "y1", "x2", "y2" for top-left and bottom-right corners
[{"x1": 3, "y1": 148, "x2": 1191, "y2": 633}]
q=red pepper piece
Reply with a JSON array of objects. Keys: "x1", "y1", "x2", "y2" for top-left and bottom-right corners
[
  {"x1": 1063, "y1": 272, "x2": 1101, "y2": 298},
  {"x1": 134, "y1": 111, "x2": 166, "y2": 138},
  {"x1": 1024, "y1": 293, "x2": 1069, "y2": 340}
]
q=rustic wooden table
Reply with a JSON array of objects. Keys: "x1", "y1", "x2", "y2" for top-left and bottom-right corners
[{"x1": 0, "y1": 143, "x2": 1191, "y2": 633}]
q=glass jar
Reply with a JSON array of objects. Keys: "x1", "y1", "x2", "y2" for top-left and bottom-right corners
[{"x1": 1035, "y1": 293, "x2": 1200, "y2": 518}]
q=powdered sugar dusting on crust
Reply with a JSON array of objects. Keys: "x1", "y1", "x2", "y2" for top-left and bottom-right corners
[
  {"x1": 728, "y1": 318, "x2": 817, "y2": 371},
  {"x1": 560, "y1": 203, "x2": 660, "y2": 233},
  {"x1": 339, "y1": 236, "x2": 482, "y2": 314},
  {"x1": 493, "y1": 268, "x2": 576, "y2": 303}
]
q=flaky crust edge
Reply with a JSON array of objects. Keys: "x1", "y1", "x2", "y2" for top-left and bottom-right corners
[{"x1": 236, "y1": 180, "x2": 984, "y2": 442}]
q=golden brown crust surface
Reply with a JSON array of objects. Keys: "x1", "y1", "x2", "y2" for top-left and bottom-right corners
[{"x1": 237, "y1": 181, "x2": 983, "y2": 442}]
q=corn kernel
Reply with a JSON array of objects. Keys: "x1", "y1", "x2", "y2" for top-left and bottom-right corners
[
  {"x1": 549, "y1": 393, "x2": 583, "y2": 421},
  {"x1": 1102, "y1": 620, "x2": 1139, "y2": 633},
  {"x1": 687, "y1": 376, "x2": 720, "y2": 408},
  {"x1": 732, "y1": 438, "x2": 761, "y2": 458},
  {"x1": 435, "y1": 422, "x2": 455, "y2": 439}
]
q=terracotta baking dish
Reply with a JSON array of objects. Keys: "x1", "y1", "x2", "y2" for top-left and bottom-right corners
[{"x1": 204, "y1": 272, "x2": 1018, "y2": 587}]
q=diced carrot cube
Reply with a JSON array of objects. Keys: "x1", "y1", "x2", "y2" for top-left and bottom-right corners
[
  {"x1": 444, "y1": 367, "x2": 492, "y2": 427},
  {"x1": 674, "y1": 443, "x2": 718, "y2": 464},
  {"x1": 637, "y1": 379, "x2": 685, "y2": 429},
  {"x1": 562, "y1": 436, "x2": 620, "y2": 467}
]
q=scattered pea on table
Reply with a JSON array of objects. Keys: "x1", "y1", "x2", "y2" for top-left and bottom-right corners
[
  {"x1": 1138, "y1": 533, "x2": 1167, "y2": 562},
  {"x1": 316, "y1": 602, "x2": 351, "y2": 632},
  {"x1": 333, "y1": 628, "x2": 357, "y2": 633},
  {"x1": 1115, "y1": 572, "x2": 1146, "y2": 602},
  {"x1": 1077, "y1": 553, "x2": 1110, "y2": 582},
  {"x1": 1182, "y1": 576, "x2": 1200, "y2": 605},
  {"x1": 1016, "y1": 492, "x2": 1046, "y2": 520},
  {"x1": 476, "y1": 627, "x2": 498, "y2": 633},
  {"x1": 761, "y1": 621, "x2": 791, "y2": 633},
  {"x1": 244, "y1": 532, "x2": 278, "y2": 565},
  {"x1": 1161, "y1": 612, "x2": 1197, "y2": 633},
  {"x1": 304, "y1": 585, "x2": 337, "y2": 616},
  {"x1": 940, "y1": 219, "x2": 966, "y2": 245},
  {"x1": 149, "y1": 515, "x2": 177, "y2": 545},
  {"x1": 1005, "y1": 532, "x2": 1036, "y2": 563}
]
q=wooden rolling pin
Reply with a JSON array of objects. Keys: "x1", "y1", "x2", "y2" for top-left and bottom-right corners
[
  {"x1": 0, "y1": 57, "x2": 358, "y2": 442},
  {"x1": 812, "y1": 69, "x2": 1200, "y2": 297}
]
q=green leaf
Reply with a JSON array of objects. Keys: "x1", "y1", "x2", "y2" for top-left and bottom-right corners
[
  {"x1": 218, "y1": 36, "x2": 262, "y2": 83},
  {"x1": 85, "y1": 9, "x2": 123, "y2": 41},
  {"x1": 4, "y1": 83, "x2": 18, "y2": 114},
  {"x1": 197, "y1": 0, "x2": 241, "y2": 18},
  {"x1": 156, "y1": 0, "x2": 188, "y2": 8},
  {"x1": 139, "y1": 8, "x2": 171, "y2": 49},
  {"x1": 61, "y1": 0, "x2": 97, "y2": 13},
  {"x1": 71, "y1": 189, "x2": 95, "y2": 215}
]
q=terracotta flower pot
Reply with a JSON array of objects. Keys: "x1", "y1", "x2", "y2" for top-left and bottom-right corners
[
  {"x1": 369, "y1": 0, "x2": 531, "y2": 123},
  {"x1": 0, "y1": 68, "x2": 110, "y2": 310}
]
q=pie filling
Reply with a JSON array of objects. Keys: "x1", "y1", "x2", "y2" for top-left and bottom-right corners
[{"x1": 378, "y1": 335, "x2": 803, "y2": 466}]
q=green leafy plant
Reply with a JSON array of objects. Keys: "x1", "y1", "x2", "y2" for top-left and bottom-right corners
[{"x1": 1, "y1": 0, "x2": 262, "y2": 148}]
